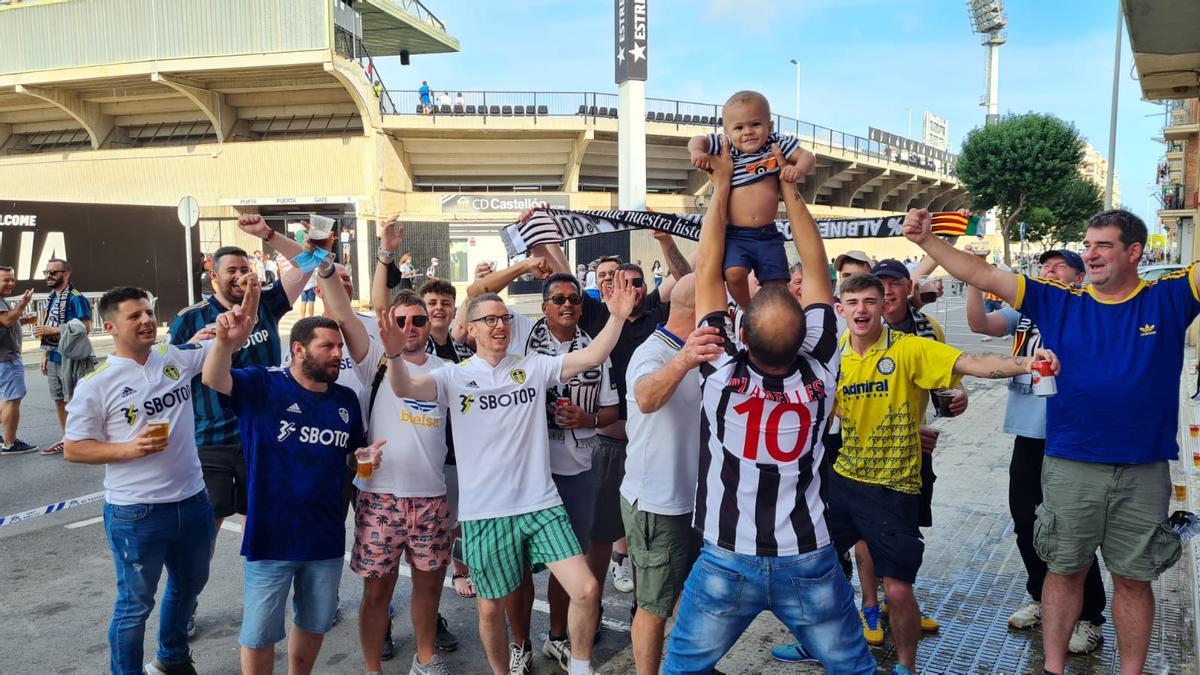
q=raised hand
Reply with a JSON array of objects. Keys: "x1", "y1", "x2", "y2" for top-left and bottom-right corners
[
  {"x1": 605, "y1": 272, "x2": 638, "y2": 320},
  {"x1": 237, "y1": 213, "x2": 272, "y2": 240},
  {"x1": 377, "y1": 307, "x2": 406, "y2": 357},
  {"x1": 524, "y1": 256, "x2": 552, "y2": 279},
  {"x1": 379, "y1": 218, "x2": 404, "y2": 250},
  {"x1": 709, "y1": 135, "x2": 734, "y2": 184},
  {"x1": 774, "y1": 144, "x2": 802, "y2": 185},
  {"x1": 902, "y1": 208, "x2": 933, "y2": 246}
]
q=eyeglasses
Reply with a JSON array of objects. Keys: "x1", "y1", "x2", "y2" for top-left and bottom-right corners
[
  {"x1": 1040, "y1": 263, "x2": 1070, "y2": 273},
  {"x1": 42, "y1": 270, "x2": 64, "y2": 277},
  {"x1": 395, "y1": 314, "x2": 429, "y2": 328},
  {"x1": 470, "y1": 313, "x2": 514, "y2": 327},
  {"x1": 547, "y1": 294, "x2": 583, "y2": 306}
]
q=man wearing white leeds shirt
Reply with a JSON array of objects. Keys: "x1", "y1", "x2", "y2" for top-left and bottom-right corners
[
  {"x1": 64, "y1": 286, "x2": 217, "y2": 675},
  {"x1": 355, "y1": 290, "x2": 454, "y2": 675},
  {"x1": 381, "y1": 281, "x2": 639, "y2": 675}
]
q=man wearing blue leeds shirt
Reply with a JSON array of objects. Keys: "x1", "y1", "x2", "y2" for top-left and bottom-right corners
[
  {"x1": 202, "y1": 277, "x2": 374, "y2": 675},
  {"x1": 905, "y1": 208, "x2": 1198, "y2": 675},
  {"x1": 965, "y1": 249, "x2": 1108, "y2": 655}
]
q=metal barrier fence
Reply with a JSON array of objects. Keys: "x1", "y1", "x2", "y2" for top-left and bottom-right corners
[{"x1": 383, "y1": 89, "x2": 957, "y2": 177}]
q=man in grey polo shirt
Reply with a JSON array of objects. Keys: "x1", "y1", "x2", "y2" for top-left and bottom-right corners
[{"x1": 620, "y1": 274, "x2": 723, "y2": 674}]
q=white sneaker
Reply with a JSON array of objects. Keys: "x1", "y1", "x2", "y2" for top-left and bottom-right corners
[
  {"x1": 542, "y1": 635, "x2": 570, "y2": 672},
  {"x1": 980, "y1": 336, "x2": 992, "y2": 342},
  {"x1": 409, "y1": 653, "x2": 450, "y2": 675},
  {"x1": 1007, "y1": 600, "x2": 1042, "y2": 629},
  {"x1": 1068, "y1": 620, "x2": 1103, "y2": 654},
  {"x1": 509, "y1": 641, "x2": 532, "y2": 675},
  {"x1": 610, "y1": 557, "x2": 634, "y2": 593}
]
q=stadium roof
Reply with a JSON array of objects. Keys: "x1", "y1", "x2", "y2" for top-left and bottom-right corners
[{"x1": 357, "y1": 0, "x2": 460, "y2": 57}]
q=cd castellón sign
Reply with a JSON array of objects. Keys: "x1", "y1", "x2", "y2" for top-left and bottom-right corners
[
  {"x1": 614, "y1": 0, "x2": 648, "y2": 83},
  {"x1": 439, "y1": 193, "x2": 570, "y2": 214}
]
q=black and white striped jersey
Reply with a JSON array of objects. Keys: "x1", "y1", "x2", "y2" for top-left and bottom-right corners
[{"x1": 694, "y1": 304, "x2": 840, "y2": 557}]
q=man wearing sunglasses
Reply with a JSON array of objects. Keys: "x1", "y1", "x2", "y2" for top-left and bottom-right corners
[
  {"x1": 468, "y1": 269, "x2": 620, "y2": 670},
  {"x1": 32, "y1": 257, "x2": 92, "y2": 455},
  {"x1": 381, "y1": 278, "x2": 639, "y2": 675}
]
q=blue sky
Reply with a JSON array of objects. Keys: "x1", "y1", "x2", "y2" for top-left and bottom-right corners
[{"x1": 379, "y1": 0, "x2": 1165, "y2": 230}]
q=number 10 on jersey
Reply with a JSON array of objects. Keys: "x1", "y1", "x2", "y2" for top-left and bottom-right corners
[{"x1": 732, "y1": 398, "x2": 812, "y2": 463}]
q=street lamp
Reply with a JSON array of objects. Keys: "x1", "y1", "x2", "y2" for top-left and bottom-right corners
[{"x1": 789, "y1": 58, "x2": 800, "y2": 122}]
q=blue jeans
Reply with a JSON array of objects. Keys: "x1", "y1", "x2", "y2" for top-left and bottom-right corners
[
  {"x1": 240, "y1": 557, "x2": 343, "y2": 648},
  {"x1": 103, "y1": 491, "x2": 215, "y2": 675},
  {"x1": 663, "y1": 543, "x2": 874, "y2": 674}
]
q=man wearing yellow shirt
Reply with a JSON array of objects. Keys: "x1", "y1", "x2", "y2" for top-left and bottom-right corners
[{"x1": 827, "y1": 273, "x2": 1057, "y2": 675}]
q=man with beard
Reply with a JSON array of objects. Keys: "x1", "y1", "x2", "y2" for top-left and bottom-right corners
[
  {"x1": 202, "y1": 279, "x2": 379, "y2": 675},
  {"x1": 466, "y1": 269, "x2": 619, "y2": 671},
  {"x1": 169, "y1": 215, "x2": 312, "y2": 634},
  {"x1": 382, "y1": 277, "x2": 639, "y2": 675},
  {"x1": 32, "y1": 256, "x2": 92, "y2": 455}
]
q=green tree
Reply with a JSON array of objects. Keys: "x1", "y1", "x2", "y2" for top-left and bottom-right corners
[
  {"x1": 1022, "y1": 177, "x2": 1103, "y2": 251},
  {"x1": 956, "y1": 113, "x2": 1084, "y2": 264}
]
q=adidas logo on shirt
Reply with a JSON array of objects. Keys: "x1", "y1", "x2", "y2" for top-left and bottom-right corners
[
  {"x1": 287, "y1": 403, "x2": 302, "y2": 414},
  {"x1": 117, "y1": 387, "x2": 137, "y2": 399},
  {"x1": 465, "y1": 380, "x2": 480, "y2": 388}
]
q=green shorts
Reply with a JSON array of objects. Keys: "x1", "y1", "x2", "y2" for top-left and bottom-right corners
[
  {"x1": 461, "y1": 506, "x2": 582, "y2": 599},
  {"x1": 1035, "y1": 456, "x2": 1181, "y2": 581},
  {"x1": 620, "y1": 496, "x2": 700, "y2": 618}
]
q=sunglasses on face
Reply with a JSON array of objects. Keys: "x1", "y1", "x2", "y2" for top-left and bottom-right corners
[
  {"x1": 395, "y1": 314, "x2": 429, "y2": 328},
  {"x1": 470, "y1": 313, "x2": 514, "y2": 327},
  {"x1": 630, "y1": 277, "x2": 644, "y2": 288},
  {"x1": 43, "y1": 270, "x2": 64, "y2": 277},
  {"x1": 547, "y1": 294, "x2": 583, "y2": 306}
]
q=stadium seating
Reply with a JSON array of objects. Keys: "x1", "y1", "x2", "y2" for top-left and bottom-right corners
[
  {"x1": 501, "y1": 105, "x2": 512, "y2": 115},
  {"x1": 465, "y1": 105, "x2": 476, "y2": 115},
  {"x1": 489, "y1": 105, "x2": 500, "y2": 115},
  {"x1": 537, "y1": 105, "x2": 548, "y2": 115}
]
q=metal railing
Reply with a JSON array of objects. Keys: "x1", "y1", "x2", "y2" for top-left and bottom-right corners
[
  {"x1": 377, "y1": 0, "x2": 446, "y2": 33},
  {"x1": 1168, "y1": 100, "x2": 1197, "y2": 127},
  {"x1": 382, "y1": 89, "x2": 958, "y2": 177},
  {"x1": 1162, "y1": 184, "x2": 1198, "y2": 211},
  {"x1": 333, "y1": 26, "x2": 398, "y2": 115}
]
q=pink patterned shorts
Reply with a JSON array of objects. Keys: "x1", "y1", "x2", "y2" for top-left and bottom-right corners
[{"x1": 350, "y1": 492, "x2": 451, "y2": 576}]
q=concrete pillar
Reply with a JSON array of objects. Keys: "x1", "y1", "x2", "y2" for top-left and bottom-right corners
[{"x1": 618, "y1": 80, "x2": 646, "y2": 210}]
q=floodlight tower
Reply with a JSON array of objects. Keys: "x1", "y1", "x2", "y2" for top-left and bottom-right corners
[{"x1": 967, "y1": 0, "x2": 1006, "y2": 126}]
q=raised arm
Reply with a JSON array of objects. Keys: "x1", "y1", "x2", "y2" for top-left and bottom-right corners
[
  {"x1": 650, "y1": 230, "x2": 693, "y2": 280},
  {"x1": 903, "y1": 209, "x2": 1020, "y2": 304},
  {"x1": 778, "y1": 145, "x2": 834, "y2": 307},
  {"x1": 466, "y1": 256, "x2": 551, "y2": 298},
  {"x1": 316, "y1": 261, "x2": 369, "y2": 364},
  {"x1": 378, "y1": 308, "x2": 438, "y2": 400},
  {"x1": 372, "y1": 219, "x2": 403, "y2": 313},
  {"x1": 0, "y1": 289, "x2": 32, "y2": 328},
  {"x1": 562, "y1": 274, "x2": 637, "y2": 380},
  {"x1": 953, "y1": 348, "x2": 1057, "y2": 379},
  {"x1": 633, "y1": 326, "x2": 722, "y2": 413},
  {"x1": 201, "y1": 277, "x2": 260, "y2": 396},
  {"x1": 964, "y1": 284, "x2": 1010, "y2": 337},
  {"x1": 695, "y1": 137, "x2": 733, "y2": 320},
  {"x1": 237, "y1": 214, "x2": 311, "y2": 304}
]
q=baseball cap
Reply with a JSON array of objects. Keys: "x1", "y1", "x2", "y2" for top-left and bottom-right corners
[
  {"x1": 834, "y1": 250, "x2": 871, "y2": 271},
  {"x1": 1039, "y1": 249, "x2": 1084, "y2": 273},
  {"x1": 871, "y1": 258, "x2": 910, "y2": 280}
]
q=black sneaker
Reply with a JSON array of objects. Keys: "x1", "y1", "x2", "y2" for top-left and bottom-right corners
[
  {"x1": 145, "y1": 657, "x2": 198, "y2": 675},
  {"x1": 0, "y1": 440, "x2": 37, "y2": 455},
  {"x1": 435, "y1": 614, "x2": 459, "y2": 652},
  {"x1": 381, "y1": 617, "x2": 395, "y2": 661}
]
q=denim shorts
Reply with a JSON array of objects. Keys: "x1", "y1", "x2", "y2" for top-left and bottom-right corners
[
  {"x1": 722, "y1": 225, "x2": 789, "y2": 282},
  {"x1": 239, "y1": 557, "x2": 343, "y2": 648},
  {"x1": 0, "y1": 357, "x2": 25, "y2": 401}
]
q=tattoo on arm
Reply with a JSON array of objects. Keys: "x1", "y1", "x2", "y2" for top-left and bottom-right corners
[{"x1": 665, "y1": 243, "x2": 693, "y2": 277}]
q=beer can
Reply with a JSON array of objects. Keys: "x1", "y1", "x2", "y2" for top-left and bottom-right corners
[{"x1": 1031, "y1": 361, "x2": 1057, "y2": 397}]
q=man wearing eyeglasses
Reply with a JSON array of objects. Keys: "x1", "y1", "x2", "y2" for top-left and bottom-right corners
[
  {"x1": 381, "y1": 280, "x2": 639, "y2": 675},
  {"x1": 32, "y1": 257, "x2": 92, "y2": 455},
  {"x1": 468, "y1": 268, "x2": 619, "y2": 670}
]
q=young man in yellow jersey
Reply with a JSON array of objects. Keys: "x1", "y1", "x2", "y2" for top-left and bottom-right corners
[{"x1": 827, "y1": 273, "x2": 1057, "y2": 675}]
